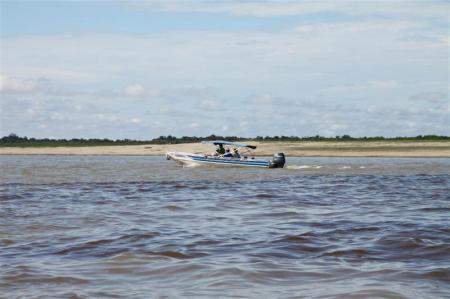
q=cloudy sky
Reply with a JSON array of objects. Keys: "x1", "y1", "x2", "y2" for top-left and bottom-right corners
[{"x1": 1, "y1": 0, "x2": 449, "y2": 139}]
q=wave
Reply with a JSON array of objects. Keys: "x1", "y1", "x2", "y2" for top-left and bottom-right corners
[{"x1": 286, "y1": 165, "x2": 323, "y2": 170}]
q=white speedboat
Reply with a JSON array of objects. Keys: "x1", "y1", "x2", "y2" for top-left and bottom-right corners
[{"x1": 166, "y1": 140, "x2": 285, "y2": 168}]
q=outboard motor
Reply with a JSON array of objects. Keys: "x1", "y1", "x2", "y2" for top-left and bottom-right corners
[{"x1": 269, "y1": 153, "x2": 286, "y2": 168}]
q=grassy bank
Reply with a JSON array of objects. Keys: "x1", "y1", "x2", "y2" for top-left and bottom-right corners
[{"x1": 1, "y1": 134, "x2": 449, "y2": 147}]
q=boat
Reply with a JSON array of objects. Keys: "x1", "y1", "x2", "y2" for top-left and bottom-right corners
[{"x1": 166, "y1": 140, "x2": 285, "y2": 168}]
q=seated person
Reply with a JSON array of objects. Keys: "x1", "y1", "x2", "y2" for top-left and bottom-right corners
[
  {"x1": 232, "y1": 148, "x2": 240, "y2": 158},
  {"x1": 214, "y1": 144, "x2": 225, "y2": 156},
  {"x1": 223, "y1": 147, "x2": 233, "y2": 157}
]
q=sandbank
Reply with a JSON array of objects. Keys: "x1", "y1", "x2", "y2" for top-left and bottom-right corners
[{"x1": 1, "y1": 141, "x2": 449, "y2": 157}]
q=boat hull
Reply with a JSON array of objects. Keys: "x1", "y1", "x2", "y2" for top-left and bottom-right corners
[{"x1": 166, "y1": 152, "x2": 270, "y2": 168}]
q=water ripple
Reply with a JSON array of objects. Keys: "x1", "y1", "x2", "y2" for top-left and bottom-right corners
[{"x1": 0, "y1": 156, "x2": 449, "y2": 298}]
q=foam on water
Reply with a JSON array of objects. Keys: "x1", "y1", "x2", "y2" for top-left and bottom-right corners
[{"x1": 286, "y1": 165, "x2": 323, "y2": 170}]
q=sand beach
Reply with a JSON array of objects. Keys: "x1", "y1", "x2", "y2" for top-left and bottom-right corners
[{"x1": 1, "y1": 141, "x2": 449, "y2": 157}]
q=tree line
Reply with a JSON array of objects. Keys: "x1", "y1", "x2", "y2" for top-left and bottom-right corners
[{"x1": 1, "y1": 133, "x2": 449, "y2": 147}]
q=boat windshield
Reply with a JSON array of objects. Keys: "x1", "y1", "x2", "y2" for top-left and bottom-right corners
[{"x1": 201, "y1": 140, "x2": 257, "y2": 149}]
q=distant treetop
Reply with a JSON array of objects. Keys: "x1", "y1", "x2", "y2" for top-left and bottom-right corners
[{"x1": 1, "y1": 133, "x2": 449, "y2": 147}]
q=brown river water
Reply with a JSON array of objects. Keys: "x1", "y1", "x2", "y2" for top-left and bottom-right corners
[{"x1": 0, "y1": 156, "x2": 449, "y2": 298}]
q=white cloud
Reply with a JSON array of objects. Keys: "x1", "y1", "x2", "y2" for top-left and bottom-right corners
[
  {"x1": 294, "y1": 20, "x2": 426, "y2": 35},
  {"x1": 0, "y1": 75, "x2": 38, "y2": 93},
  {"x1": 125, "y1": 84, "x2": 146, "y2": 97},
  {"x1": 368, "y1": 80, "x2": 399, "y2": 89},
  {"x1": 2, "y1": 22, "x2": 445, "y2": 93},
  {"x1": 125, "y1": 83, "x2": 161, "y2": 98},
  {"x1": 250, "y1": 94, "x2": 273, "y2": 104},
  {"x1": 49, "y1": 112, "x2": 64, "y2": 121},
  {"x1": 95, "y1": 113, "x2": 118, "y2": 122},
  {"x1": 409, "y1": 92, "x2": 448, "y2": 103},
  {"x1": 199, "y1": 100, "x2": 221, "y2": 111},
  {"x1": 367, "y1": 105, "x2": 377, "y2": 113},
  {"x1": 189, "y1": 122, "x2": 199, "y2": 128},
  {"x1": 326, "y1": 80, "x2": 400, "y2": 93},
  {"x1": 294, "y1": 23, "x2": 338, "y2": 34},
  {"x1": 130, "y1": 117, "x2": 141, "y2": 124},
  {"x1": 26, "y1": 107, "x2": 36, "y2": 116},
  {"x1": 182, "y1": 84, "x2": 217, "y2": 98},
  {"x1": 136, "y1": 1, "x2": 448, "y2": 19}
]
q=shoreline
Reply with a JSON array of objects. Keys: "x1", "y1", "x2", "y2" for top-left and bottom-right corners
[{"x1": 1, "y1": 141, "x2": 449, "y2": 157}]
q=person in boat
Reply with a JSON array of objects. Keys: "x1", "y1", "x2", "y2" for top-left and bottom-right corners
[
  {"x1": 215, "y1": 144, "x2": 225, "y2": 156},
  {"x1": 223, "y1": 147, "x2": 233, "y2": 157},
  {"x1": 233, "y1": 148, "x2": 240, "y2": 158}
]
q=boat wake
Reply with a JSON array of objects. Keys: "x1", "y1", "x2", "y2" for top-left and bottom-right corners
[
  {"x1": 286, "y1": 165, "x2": 323, "y2": 170},
  {"x1": 286, "y1": 165, "x2": 369, "y2": 171}
]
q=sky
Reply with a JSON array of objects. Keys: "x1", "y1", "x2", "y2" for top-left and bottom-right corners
[{"x1": 1, "y1": 0, "x2": 449, "y2": 139}]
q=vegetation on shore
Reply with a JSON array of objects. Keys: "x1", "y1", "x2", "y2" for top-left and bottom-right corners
[{"x1": 1, "y1": 133, "x2": 449, "y2": 147}]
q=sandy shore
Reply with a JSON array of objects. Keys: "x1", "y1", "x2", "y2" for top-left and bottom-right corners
[{"x1": 1, "y1": 141, "x2": 449, "y2": 157}]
